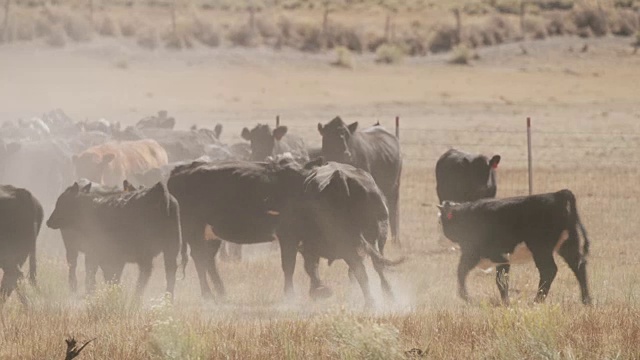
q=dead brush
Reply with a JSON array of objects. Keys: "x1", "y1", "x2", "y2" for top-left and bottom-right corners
[
  {"x1": 572, "y1": 4, "x2": 609, "y2": 36},
  {"x1": 64, "y1": 337, "x2": 95, "y2": 360},
  {"x1": 97, "y1": 15, "x2": 120, "y2": 37}
]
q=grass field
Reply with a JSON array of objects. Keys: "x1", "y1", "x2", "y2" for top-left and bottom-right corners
[{"x1": 1, "y1": 15, "x2": 640, "y2": 360}]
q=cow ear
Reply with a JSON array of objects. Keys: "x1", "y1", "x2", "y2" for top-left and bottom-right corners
[
  {"x1": 101, "y1": 153, "x2": 115, "y2": 165},
  {"x1": 347, "y1": 122, "x2": 358, "y2": 134},
  {"x1": 241, "y1": 127, "x2": 251, "y2": 141},
  {"x1": 81, "y1": 183, "x2": 92, "y2": 193},
  {"x1": 317, "y1": 123, "x2": 324, "y2": 136},
  {"x1": 7, "y1": 142, "x2": 21, "y2": 154},
  {"x1": 490, "y1": 155, "x2": 501, "y2": 169},
  {"x1": 214, "y1": 123, "x2": 223, "y2": 139},
  {"x1": 273, "y1": 126, "x2": 288, "y2": 140},
  {"x1": 70, "y1": 182, "x2": 80, "y2": 194},
  {"x1": 123, "y1": 180, "x2": 131, "y2": 191}
]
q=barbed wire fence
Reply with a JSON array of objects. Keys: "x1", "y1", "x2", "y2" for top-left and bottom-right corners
[{"x1": 274, "y1": 115, "x2": 640, "y2": 203}]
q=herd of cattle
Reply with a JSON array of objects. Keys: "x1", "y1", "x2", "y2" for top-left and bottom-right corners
[{"x1": 0, "y1": 109, "x2": 591, "y2": 308}]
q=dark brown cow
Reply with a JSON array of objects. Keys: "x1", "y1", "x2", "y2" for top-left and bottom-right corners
[
  {"x1": 438, "y1": 189, "x2": 591, "y2": 305},
  {"x1": 47, "y1": 181, "x2": 184, "y2": 298},
  {"x1": 317, "y1": 117, "x2": 402, "y2": 245},
  {"x1": 0, "y1": 185, "x2": 42, "y2": 305}
]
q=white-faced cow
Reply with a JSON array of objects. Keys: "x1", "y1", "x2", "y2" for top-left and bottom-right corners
[
  {"x1": 278, "y1": 161, "x2": 403, "y2": 307},
  {"x1": 241, "y1": 124, "x2": 309, "y2": 163},
  {"x1": 73, "y1": 139, "x2": 169, "y2": 188},
  {"x1": 47, "y1": 181, "x2": 184, "y2": 298},
  {"x1": 0, "y1": 185, "x2": 42, "y2": 306},
  {"x1": 438, "y1": 189, "x2": 591, "y2": 305},
  {"x1": 317, "y1": 117, "x2": 402, "y2": 245},
  {"x1": 435, "y1": 148, "x2": 501, "y2": 204}
]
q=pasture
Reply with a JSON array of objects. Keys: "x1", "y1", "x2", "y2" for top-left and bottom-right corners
[{"x1": 1, "y1": 28, "x2": 640, "y2": 360}]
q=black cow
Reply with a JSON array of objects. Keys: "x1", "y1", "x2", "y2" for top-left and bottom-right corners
[
  {"x1": 279, "y1": 161, "x2": 403, "y2": 307},
  {"x1": 437, "y1": 189, "x2": 591, "y2": 305},
  {"x1": 59, "y1": 179, "x2": 128, "y2": 293},
  {"x1": 435, "y1": 148, "x2": 501, "y2": 204},
  {"x1": 47, "y1": 181, "x2": 184, "y2": 298},
  {"x1": 136, "y1": 111, "x2": 176, "y2": 130},
  {"x1": 241, "y1": 124, "x2": 309, "y2": 163},
  {"x1": 167, "y1": 158, "x2": 314, "y2": 299},
  {"x1": 0, "y1": 185, "x2": 42, "y2": 305},
  {"x1": 317, "y1": 117, "x2": 402, "y2": 245}
]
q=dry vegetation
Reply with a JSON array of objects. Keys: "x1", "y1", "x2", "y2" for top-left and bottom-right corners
[{"x1": 1, "y1": 0, "x2": 639, "y2": 56}]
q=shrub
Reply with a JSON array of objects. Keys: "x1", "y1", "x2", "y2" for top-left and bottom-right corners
[
  {"x1": 332, "y1": 46, "x2": 354, "y2": 68},
  {"x1": 572, "y1": 5, "x2": 609, "y2": 36},
  {"x1": 429, "y1": 23, "x2": 458, "y2": 53},
  {"x1": 163, "y1": 31, "x2": 194, "y2": 50},
  {"x1": 610, "y1": 9, "x2": 639, "y2": 36},
  {"x1": 137, "y1": 27, "x2": 159, "y2": 50},
  {"x1": 62, "y1": 13, "x2": 94, "y2": 42},
  {"x1": 375, "y1": 43, "x2": 405, "y2": 64},
  {"x1": 297, "y1": 23, "x2": 323, "y2": 52},
  {"x1": 85, "y1": 284, "x2": 132, "y2": 322},
  {"x1": 228, "y1": 24, "x2": 260, "y2": 47},
  {"x1": 256, "y1": 16, "x2": 279, "y2": 39},
  {"x1": 485, "y1": 15, "x2": 517, "y2": 44},
  {"x1": 537, "y1": 0, "x2": 575, "y2": 10},
  {"x1": 98, "y1": 16, "x2": 120, "y2": 37},
  {"x1": 545, "y1": 11, "x2": 576, "y2": 35},
  {"x1": 494, "y1": 0, "x2": 521, "y2": 14},
  {"x1": 192, "y1": 18, "x2": 220, "y2": 47},
  {"x1": 45, "y1": 24, "x2": 66, "y2": 47},
  {"x1": 449, "y1": 44, "x2": 474, "y2": 65},
  {"x1": 325, "y1": 23, "x2": 365, "y2": 53},
  {"x1": 120, "y1": 18, "x2": 137, "y2": 37},
  {"x1": 523, "y1": 16, "x2": 548, "y2": 39}
]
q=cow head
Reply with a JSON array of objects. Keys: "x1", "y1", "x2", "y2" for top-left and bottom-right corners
[
  {"x1": 241, "y1": 124, "x2": 288, "y2": 161},
  {"x1": 437, "y1": 201, "x2": 463, "y2": 243},
  {"x1": 469, "y1": 154, "x2": 500, "y2": 200},
  {"x1": 72, "y1": 152, "x2": 115, "y2": 183},
  {"x1": 47, "y1": 182, "x2": 90, "y2": 229},
  {"x1": 317, "y1": 116, "x2": 357, "y2": 163}
]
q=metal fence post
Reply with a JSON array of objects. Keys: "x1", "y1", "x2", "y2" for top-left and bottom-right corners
[{"x1": 527, "y1": 117, "x2": 533, "y2": 195}]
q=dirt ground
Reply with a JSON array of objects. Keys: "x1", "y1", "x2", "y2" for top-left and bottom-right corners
[{"x1": 1, "y1": 35, "x2": 640, "y2": 359}]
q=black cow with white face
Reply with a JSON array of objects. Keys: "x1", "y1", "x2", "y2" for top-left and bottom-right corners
[
  {"x1": 438, "y1": 189, "x2": 591, "y2": 305},
  {"x1": 0, "y1": 185, "x2": 42, "y2": 306},
  {"x1": 241, "y1": 124, "x2": 309, "y2": 163},
  {"x1": 435, "y1": 148, "x2": 501, "y2": 204},
  {"x1": 317, "y1": 117, "x2": 402, "y2": 245}
]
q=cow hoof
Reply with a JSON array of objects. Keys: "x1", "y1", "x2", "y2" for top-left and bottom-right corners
[{"x1": 310, "y1": 286, "x2": 333, "y2": 300}]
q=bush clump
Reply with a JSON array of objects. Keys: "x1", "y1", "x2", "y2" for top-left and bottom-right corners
[
  {"x1": 572, "y1": 5, "x2": 609, "y2": 36},
  {"x1": 449, "y1": 44, "x2": 474, "y2": 65},
  {"x1": 429, "y1": 23, "x2": 458, "y2": 53},
  {"x1": 332, "y1": 46, "x2": 355, "y2": 68},
  {"x1": 375, "y1": 43, "x2": 405, "y2": 64},
  {"x1": 137, "y1": 27, "x2": 159, "y2": 50}
]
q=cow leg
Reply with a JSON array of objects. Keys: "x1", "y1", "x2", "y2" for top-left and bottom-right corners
[
  {"x1": 185, "y1": 224, "x2": 213, "y2": 300},
  {"x1": 495, "y1": 264, "x2": 511, "y2": 305},
  {"x1": 85, "y1": 255, "x2": 99, "y2": 294},
  {"x1": 135, "y1": 259, "x2": 153, "y2": 299},
  {"x1": 558, "y1": 238, "x2": 591, "y2": 305},
  {"x1": 303, "y1": 253, "x2": 332, "y2": 300},
  {"x1": 66, "y1": 247, "x2": 79, "y2": 293},
  {"x1": 372, "y1": 256, "x2": 395, "y2": 302},
  {"x1": 163, "y1": 249, "x2": 178, "y2": 300},
  {"x1": 229, "y1": 243, "x2": 242, "y2": 262},
  {"x1": 532, "y1": 253, "x2": 557, "y2": 303},
  {"x1": 457, "y1": 252, "x2": 480, "y2": 302},
  {"x1": 346, "y1": 257, "x2": 374, "y2": 308},
  {"x1": 278, "y1": 235, "x2": 297, "y2": 299},
  {"x1": 205, "y1": 239, "x2": 226, "y2": 298},
  {"x1": 0, "y1": 266, "x2": 19, "y2": 303},
  {"x1": 388, "y1": 185, "x2": 400, "y2": 246}
]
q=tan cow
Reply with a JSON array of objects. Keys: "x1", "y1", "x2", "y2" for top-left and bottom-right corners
[{"x1": 73, "y1": 139, "x2": 169, "y2": 187}]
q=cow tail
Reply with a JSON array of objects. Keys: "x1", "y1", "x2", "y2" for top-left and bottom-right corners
[
  {"x1": 564, "y1": 189, "x2": 590, "y2": 258},
  {"x1": 362, "y1": 237, "x2": 405, "y2": 268},
  {"x1": 172, "y1": 196, "x2": 188, "y2": 281}
]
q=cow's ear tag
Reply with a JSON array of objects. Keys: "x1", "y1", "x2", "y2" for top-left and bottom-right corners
[{"x1": 447, "y1": 212, "x2": 453, "y2": 220}]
